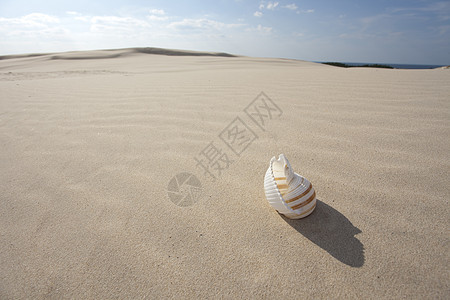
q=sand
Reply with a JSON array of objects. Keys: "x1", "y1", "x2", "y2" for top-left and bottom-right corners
[{"x1": 0, "y1": 48, "x2": 449, "y2": 298}]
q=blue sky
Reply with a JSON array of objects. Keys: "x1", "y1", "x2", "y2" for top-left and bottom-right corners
[{"x1": 0, "y1": 0, "x2": 449, "y2": 64}]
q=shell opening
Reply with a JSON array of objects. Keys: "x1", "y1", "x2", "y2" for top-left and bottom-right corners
[{"x1": 271, "y1": 154, "x2": 295, "y2": 184}]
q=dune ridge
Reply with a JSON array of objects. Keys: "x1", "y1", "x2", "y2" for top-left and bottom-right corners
[{"x1": 0, "y1": 47, "x2": 237, "y2": 61}]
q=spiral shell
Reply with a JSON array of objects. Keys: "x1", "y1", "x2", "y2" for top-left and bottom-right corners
[{"x1": 264, "y1": 154, "x2": 317, "y2": 219}]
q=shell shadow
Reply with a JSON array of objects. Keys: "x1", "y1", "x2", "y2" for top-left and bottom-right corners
[{"x1": 281, "y1": 200, "x2": 365, "y2": 267}]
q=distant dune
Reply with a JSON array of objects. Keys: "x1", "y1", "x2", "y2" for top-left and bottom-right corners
[{"x1": 0, "y1": 47, "x2": 237, "y2": 61}]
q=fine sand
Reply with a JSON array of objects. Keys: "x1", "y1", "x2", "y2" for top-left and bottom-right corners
[{"x1": 0, "y1": 48, "x2": 449, "y2": 298}]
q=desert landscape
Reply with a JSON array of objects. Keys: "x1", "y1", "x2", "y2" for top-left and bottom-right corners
[{"x1": 0, "y1": 48, "x2": 449, "y2": 298}]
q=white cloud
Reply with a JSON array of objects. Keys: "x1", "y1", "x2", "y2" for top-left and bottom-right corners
[
  {"x1": 0, "y1": 13, "x2": 69, "y2": 47},
  {"x1": 147, "y1": 8, "x2": 168, "y2": 21},
  {"x1": 68, "y1": 12, "x2": 91, "y2": 22},
  {"x1": 389, "y1": 2, "x2": 450, "y2": 22},
  {"x1": 150, "y1": 9, "x2": 165, "y2": 15},
  {"x1": 24, "y1": 13, "x2": 60, "y2": 23},
  {"x1": 89, "y1": 16, "x2": 150, "y2": 34},
  {"x1": 295, "y1": 9, "x2": 315, "y2": 14},
  {"x1": 258, "y1": 1, "x2": 279, "y2": 11},
  {"x1": 168, "y1": 18, "x2": 244, "y2": 31},
  {"x1": 91, "y1": 16, "x2": 149, "y2": 27},
  {"x1": 254, "y1": 11, "x2": 263, "y2": 17},
  {"x1": 258, "y1": 24, "x2": 272, "y2": 33},
  {"x1": 148, "y1": 15, "x2": 169, "y2": 21},
  {"x1": 0, "y1": 13, "x2": 60, "y2": 31},
  {"x1": 390, "y1": 2, "x2": 450, "y2": 14},
  {"x1": 284, "y1": 4, "x2": 298, "y2": 11},
  {"x1": 0, "y1": 13, "x2": 60, "y2": 30},
  {"x1": 246, "y1": 24, "x2": 272, "y2": 34},
  {"x1": 74, "y1": 15, "x2": 91, "y2": 22},
  {"x1": 266, "y1": 2, "x2": 279, "y2": 10}
]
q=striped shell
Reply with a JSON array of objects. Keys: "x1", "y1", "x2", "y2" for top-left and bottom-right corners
[{"x1": 264, "y1": 154, "x2": 316, "y2": 219}]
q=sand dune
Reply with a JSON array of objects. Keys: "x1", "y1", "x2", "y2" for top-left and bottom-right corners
[
  {"x1": 0, "y1": 47, "x2": 237, "y2": 61},
  {"x1": 0, "y1": 48, "x2": 449, "y2": 298}
]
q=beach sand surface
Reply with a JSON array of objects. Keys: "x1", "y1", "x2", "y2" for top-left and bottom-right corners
[{"x1": 1, "y1": 48, "x2": 449, "y2": 298}]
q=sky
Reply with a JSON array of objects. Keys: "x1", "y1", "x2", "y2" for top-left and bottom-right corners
[{"x1": 0, "y1": 0, "x2": 449, "y2": 65}]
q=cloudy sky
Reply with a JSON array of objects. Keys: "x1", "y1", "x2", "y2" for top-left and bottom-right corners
[{"x1": 0, "y1": 0, "x2": 449, "y2": 64}]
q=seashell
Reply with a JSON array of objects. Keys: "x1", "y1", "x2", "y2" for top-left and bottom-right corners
[{"x1": 264, "y1": 154, "x2": 317, "y2": 219}]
